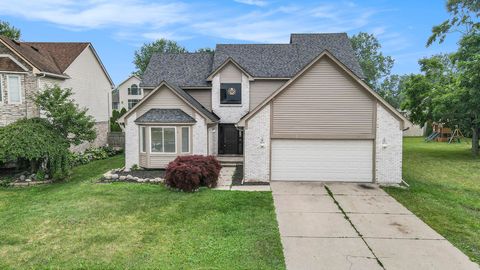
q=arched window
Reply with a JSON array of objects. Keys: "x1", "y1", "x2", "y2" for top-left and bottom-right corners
[{"x1": 128, "y1": 84, "x2": 141, "y2": 95}]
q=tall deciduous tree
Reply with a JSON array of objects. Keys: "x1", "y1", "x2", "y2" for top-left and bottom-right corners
[
  {"x1": 34, "y1": 85, "x2": 97, "y2": 146},
  {"x1": 350, "y1": 32, "x2": 394, "y2": 90},
  {"x1": 427, "y1": 0, "x2": 479, "y2": 45},
  {"x1": 133, "y1": 39, "x2": 187, "y2": 76},
  {"x1": 0, "y1": 20, "x2": 21, "y2": 40}
]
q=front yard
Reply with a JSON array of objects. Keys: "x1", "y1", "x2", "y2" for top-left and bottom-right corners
[
  {"x1": 0, "y1": 155, "x2": 285, "y2": 269},
  {"x1": 385, "y1": 137, "x2": 480, "y2": 263}
]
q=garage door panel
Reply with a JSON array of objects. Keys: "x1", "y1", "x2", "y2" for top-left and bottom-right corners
[{"x1": 271, "y1": 139, "x2": 373, "y2": 182}]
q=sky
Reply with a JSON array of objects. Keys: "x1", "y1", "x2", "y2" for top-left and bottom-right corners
[{"x1": 0, "y1": 0, "x2": 461, "y2": 85}]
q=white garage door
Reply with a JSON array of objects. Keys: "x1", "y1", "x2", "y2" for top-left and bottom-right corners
[{"x1": 271, "y1": 139, "x2": 373, "y2": 182}]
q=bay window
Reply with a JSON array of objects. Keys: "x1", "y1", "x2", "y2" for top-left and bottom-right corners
[
  {"x1": 181, "y1": 127, "x2": 190, "y2": 152},
  {"x1": 151, "y1": 127, "x2": 176, "y2": 153}
]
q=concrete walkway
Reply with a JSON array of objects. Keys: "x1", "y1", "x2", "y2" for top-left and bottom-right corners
[{"x1": 271, "y1": 182, "x2": 479, "y2": 270}]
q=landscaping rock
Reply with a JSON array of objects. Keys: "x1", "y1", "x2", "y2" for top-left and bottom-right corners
[
  {"x1": 25, "y1": 179, "x2": 31, "y2": 182},
  {"x1": 119, "y1": 176, "x2": 127, "y2": 181},
  {"x1": 111, "y1": 174, "x2": 119, "y2": 180},
  {"x1": 19, "y1": 175, "x2": 26, "y2": 181},
  {"x1": 126, "y1": 175, "x2": 134, "y2": 180},
  {"x1": 45, "y1": 174, "x2": 49, "y2": 179},
  {"x1": 30, "y1": 174, "x2": 36, "y2": 181}
]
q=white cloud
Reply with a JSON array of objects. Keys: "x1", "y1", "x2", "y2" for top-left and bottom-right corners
[
  {"x1": 0, "y1": 0, "x2": 393, "y2": 46},
  {"x1": 234, "y1": 0, "x2": 268, "y2": 7}
]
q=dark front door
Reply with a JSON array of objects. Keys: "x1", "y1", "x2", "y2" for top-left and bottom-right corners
[{"x1": 218, "y1": 124, "x2": 243, "y2": 155}]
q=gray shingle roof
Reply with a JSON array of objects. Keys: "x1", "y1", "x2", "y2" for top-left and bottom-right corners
[
  {"x1": 164, "y1": 81, "x2": 220, "y2": 122},
  {"x1": 141, "y1": 53, "x2": 213, "y2": 88},
  {"x1": 135, "y1": 109, "x2": 196, "y2": 123},
  {"x1": 212, "y1": 33, "x2": 363, "y2": 78},
  {"x1": 141, "y1": 33, "x2": 364, "y2": 88}
]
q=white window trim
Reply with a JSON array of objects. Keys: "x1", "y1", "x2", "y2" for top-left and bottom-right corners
[
  {"x1": 7, "y1": 75, "x2": 22, "y2": 104},
  {"x1": 149, "y1": 126, "x2": 177, "y2": 155},
  {"x1": 181, "y1": 126, "x2": 191, "y2": 153},
  {"x1": 139, "y1": 126, "x2": 146, "y2": 153}
]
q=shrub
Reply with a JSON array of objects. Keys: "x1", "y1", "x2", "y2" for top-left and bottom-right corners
[
  {"x1": 0, "y1": 118, "x2": 70, "y2": 180},
  {"x1": 69, "y1": 146, "x2": 122, "y2": 167},
  {"x1": 165, "y1": 155, "x2": 221, "y2": 192}
]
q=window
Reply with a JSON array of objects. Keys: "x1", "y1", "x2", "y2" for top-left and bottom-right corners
[
  {"x1": 128, "y1": 84, "x2": 141, "y2": 95},
  {"x1": 140, "y1": 127, "x2": 146, "y2": 153},
  {"x1": 181, "y1": 127, "x2": 190, "y2": 152},
  {"x1": 7, "y1": 75, "x2": 21, "y2": 104},
  {"x1": 151, "y1": 127, "x2": 176, "y2": 153},
  {"x1": 220, "y1": 83, "x2": 241, "y2": 104},
  {"x1": 112, "y1": 102, "x2": 119, "y2": 110},
  {"x1": 128, "y1": 99, "x2": 140, "y2": 109}
]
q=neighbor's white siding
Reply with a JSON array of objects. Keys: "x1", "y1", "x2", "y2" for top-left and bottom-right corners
[
  {"x1": 125, "y1": 112, "x2": 139, "y2": 171},
  {"x1": 375, "y1": 104, "x2": 403, "y2": 184},
  {"x1": 244, "y1": 104, "x2": 271, "y2": 182},
  {"x1": 117, "y1": 76, "x2": 142, "y2": 111},
  {"x1": 62, "y1": 46, "x2": 112, "y2": 123}
]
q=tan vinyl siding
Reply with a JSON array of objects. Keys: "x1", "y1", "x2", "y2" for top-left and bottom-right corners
[
  {"x1": 272, "y1": 57, "x2": 374, "y2": 138},
  {"x1": 149, "y1": 155, "x2": 177, "y2": 168},
  {"x1": 185, "y1": 89, "x2": 212, "y2": 110},
  {"x1": 250, "y1": 80, "x2": 287, "y2": 108},
  {"x1": 134, "y1": 85, "x2": 195, "y2": 119},
  {"x1": 139, "y1": 153, "x2": 147, "y2": 167},
  {"x1": 220, "y1": 63, "x2": 242, "y2": 83}
]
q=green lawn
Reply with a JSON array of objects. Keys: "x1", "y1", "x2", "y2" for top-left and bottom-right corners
[
  {"x1": 385, "y1": 137, "x2": 480, "y2": 263},
  {"x1": 0, "y1": 155, "x2": 285, "y2": 269}
]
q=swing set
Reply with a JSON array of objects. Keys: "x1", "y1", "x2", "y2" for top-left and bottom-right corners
[{"x1": 425, "y1": 123, "x2": 464, "y2": 143}]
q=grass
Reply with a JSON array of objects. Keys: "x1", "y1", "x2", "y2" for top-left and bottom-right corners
[
  {"x1": 0, "y1": 155, "x2": 285, "y2": 269},
  {"x1": 384, "y1": 137, "x2": 480, "y2": 263}
]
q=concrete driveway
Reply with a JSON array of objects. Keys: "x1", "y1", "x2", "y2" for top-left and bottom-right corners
[{"x1": 271, "y1": 182, "x2": 479, "y2": 270}]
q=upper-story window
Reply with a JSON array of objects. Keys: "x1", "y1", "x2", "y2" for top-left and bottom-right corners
[
  {"x1": 128, "y1": 99, "x2": 140, "y2": 109},
  {"x1": 220, "y1": 83, "x2": 241, "y2": 104},
  {"x1": 128, "y1": 84, "x2": 141, "y2": 95},
  {"x1": 7, "y1": 75, "x2": 21, "y2": 104}
]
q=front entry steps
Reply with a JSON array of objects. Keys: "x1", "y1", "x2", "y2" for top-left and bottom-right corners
[{"x1": 217, "y1": 155, "x2": 243, "y2": 167}]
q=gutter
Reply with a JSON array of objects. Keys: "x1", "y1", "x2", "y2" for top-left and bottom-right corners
[{"x1": 37, "y1": 72, "x2": 70, "y2": 79}]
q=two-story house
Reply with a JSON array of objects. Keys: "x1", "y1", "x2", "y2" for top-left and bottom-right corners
[
  {"x1": 0, "y1": 36, "x2": 114, "y2": 151},
  {"x1": 119, "y1": 33, "x2": 408, "y2": 184},
  {"x1": 112, "y1": 74, "x2": 142, "y2": 111}
]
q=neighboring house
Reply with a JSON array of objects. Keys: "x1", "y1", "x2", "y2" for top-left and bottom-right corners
[
  {"x1": 113, "y1": 75, "x2": 142, "y2": 111},
  {"x1": 0, "y1": 36, "x2": 114, "y2": 151},
  {"x1": 119, "y1": 33, "x2": 408, "y2": 184},
  {"x1": 112, "y1": 88, "x2": 119, "y2": 111}
]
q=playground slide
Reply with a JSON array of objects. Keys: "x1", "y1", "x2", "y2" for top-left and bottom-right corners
[{"x1": 425, "y1": 132, "x2": 439, "y2": 142}]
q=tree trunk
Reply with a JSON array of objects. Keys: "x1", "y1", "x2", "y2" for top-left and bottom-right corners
[{"x1": 472, "y1": 127, "x2": 479, "y2": 157}]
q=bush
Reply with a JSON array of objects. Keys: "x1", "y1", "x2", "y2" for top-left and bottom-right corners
[
  {"x1": 165, "y1": 155, "x2": 221, "y2": 192},
  {"x1": 0, "y1": 118, "x2": 70, "y2": 180},
  {"x1": 69, "y1": 146, "x2": 122, "y2": 167}
]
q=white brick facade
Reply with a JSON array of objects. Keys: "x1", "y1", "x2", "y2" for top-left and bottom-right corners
[
  {"x1": 124, "y1": 112, "x2": 139, "y2": 171},
  {"x1": 244, "y1": 104, "x2": 270, "y2": 182},
  {"x1": 375, "y1": 103, "x2": 403, "y2": 184},
  {"x1": 212, "y1": 73, "x2": 250, "y2": 123},
  {"x1": 192, "y1": 113, "x2": 208, "y2": 155},
  {"x1": 208, "y1": 124, "x2": 218, "y2": 155}
]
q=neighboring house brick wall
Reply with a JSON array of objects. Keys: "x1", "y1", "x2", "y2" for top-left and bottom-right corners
[
  {"x1": 212, "y1": 63, "x2": 250, "y2": 123},
  {"x1": 192, "y1": 113, "x2": 208, "y2": 155},
  {"x1": 71, "y1": 121, "x2": 109, "y2": 152},
  {"x1": 375, "y1": 103, "x2": 403, "y2": 184},
  {"x1": 124, "y1": 112, "x2": 139, "y2": 171},
  {"x1": 244, "y1": 104, "x2": 270, "y2": 182}
]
